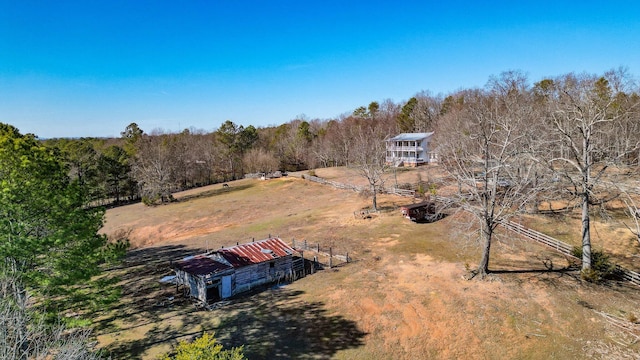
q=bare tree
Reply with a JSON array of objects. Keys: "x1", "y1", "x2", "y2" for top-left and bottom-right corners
[
  {"x1": 413, "y1": 91, "x2": 442, "y2": 132},
  {"x1": 326, "y1": 117, "x2": 354, "y2": 167},
  {"x1": 349, "y1": 118, "x2": 390, "y2": 211},
  {"x1": 620, "y1": 191, "x2": 640, "y2": 246},
  {"x1": 310, "y1": 129, "x2": 334, "y2": 168},
  {"x1": 536, "y1": 72, "x2": 640, "y2": 271},
  {"x1": 131, "y1": 131, "x2": 178, "y2": 204},
  {"x1": 436, "y1": 72, "x2": 541, "y2": 277},
  {"x1": 378, "y1": 98, "x2": 402, "y2": 133},
  {"x1": 243, "y1": 148, "x2": 280, "y2": 175}
]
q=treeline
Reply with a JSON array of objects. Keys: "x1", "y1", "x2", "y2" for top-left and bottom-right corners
[
  {"x1": 39, "y1": 68, "x2": 640, "y2": 209},
  {"x1": 40, "y1": 103, "x2": 404, "y2": 206}
]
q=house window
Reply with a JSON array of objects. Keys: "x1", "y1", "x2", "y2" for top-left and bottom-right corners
[{"x1": 270, "y1": 262, "x2": 275, "y2": 268}]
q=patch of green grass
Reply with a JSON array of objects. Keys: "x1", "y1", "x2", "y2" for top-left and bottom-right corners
[{"x1": 63, "y1": 317, "x2": 93, "y2": 327}]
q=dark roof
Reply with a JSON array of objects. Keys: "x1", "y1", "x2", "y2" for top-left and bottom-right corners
[
  {"x1": 174, "y1": 255, "x2": 232, "y2": 275},
  {"x1": 400, "y1": 201, "x2": 434, "y2": 210},
  {"x1": 218, "y1": 237, "x2": 294, "y2": 267}
]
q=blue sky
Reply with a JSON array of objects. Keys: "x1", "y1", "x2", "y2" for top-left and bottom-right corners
[{"x1": 1, "y1": 1, "x2": 639, "y2": 138}]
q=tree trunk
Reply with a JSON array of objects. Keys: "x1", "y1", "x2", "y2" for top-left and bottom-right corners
[
  {"x1": 581, "y1": 132, "x2": 592, "y2": 271},
  {"x1": 371, "y1": 184, "x2": 378, "y2": 211},
  {"x1": 581, "y1": 190, "x2": 592, "y2": 270},
  {"x1": 477, "y1": 223, "x2": 492, "y2": 277}
]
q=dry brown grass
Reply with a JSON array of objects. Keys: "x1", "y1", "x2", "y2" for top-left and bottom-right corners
[{"x1": 95, "y1": 168, "x2": 640, "y2": 359}]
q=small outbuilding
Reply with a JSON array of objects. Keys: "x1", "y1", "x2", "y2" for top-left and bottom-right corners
[
  {"x1": 400, "y1": 201, "x2": 437, "y2": 222},
  {"x1": 173, "y1": 237, "x2": 300, "y2": 303}
]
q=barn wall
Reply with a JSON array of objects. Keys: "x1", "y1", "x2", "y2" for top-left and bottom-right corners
[
  {"x1": 174, "y1": 255, "x2": 295, "y2": 303},
  {"x1": 175, "y1": 269, "x2": 208, "y2": 303},
  {"x1": 233, "y1": 256, "x2": 293, "y2": 295},
  {"x1": 198, "y1": 277, "x2": 211, "y2": 302}
]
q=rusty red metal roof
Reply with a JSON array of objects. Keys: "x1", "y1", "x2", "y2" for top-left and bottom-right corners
[
  {"x1": 218, "y1": 237, "x2": 294, "y2": 268},
  {"x1": 174, "y1": 238, "x2": 295, "y2": 275},
  {"x1": 174, "y1": 254, "x2": 232, "y2": 275}
]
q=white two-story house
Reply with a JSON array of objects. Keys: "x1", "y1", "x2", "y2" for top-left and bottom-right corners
[{"x1": 385, "y1": 132, "x2": 437, "y2": 167}]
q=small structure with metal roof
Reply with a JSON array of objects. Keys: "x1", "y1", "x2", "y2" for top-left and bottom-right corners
[
  {"x1": 386, "y1": 132, "x2": 437, "y2": 167},
  {"x1": 173, "y1": 237, "x2": 301, "y2": 304},
  {"x1": 400, "y1": 201, "x2": 437, "y2": 222}
]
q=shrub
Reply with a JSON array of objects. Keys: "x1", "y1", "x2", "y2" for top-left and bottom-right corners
[
  {"x1": 572, "y1": 247, "x2": 619, "y2": 282},
  {"x1": 159, "y1": 332, "x2": 245, "y2": 360},
  {"x1": 142, "y1": 195, "x2": 159, "y2": 206}
]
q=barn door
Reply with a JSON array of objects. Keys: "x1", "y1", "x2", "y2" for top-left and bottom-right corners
[{"x1": 221, "y1": 275, "x2": 232, "y2": 299}]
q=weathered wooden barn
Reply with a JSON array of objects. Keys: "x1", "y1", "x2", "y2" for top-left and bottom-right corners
[{"x1": 173, "y1": 237, "x2": 300, "y2": 303}]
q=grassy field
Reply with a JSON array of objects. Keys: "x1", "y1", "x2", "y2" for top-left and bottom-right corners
[{"x1": 93, "y1": 167, "x2": 640, "y2": 359}]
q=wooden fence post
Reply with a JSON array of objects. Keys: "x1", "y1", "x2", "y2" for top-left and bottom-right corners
[{"x1": 329, "y1": 247, "x2": 333, "y2": 268}]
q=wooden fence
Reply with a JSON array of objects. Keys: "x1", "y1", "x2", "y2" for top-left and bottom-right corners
[
  {"x1": 303, "y1": 174, "x2": 421, "y2": 198},
  {"x1": 291, "y1": 238, "x2": 350, "y2": 269},
  {"x1": 614, "y1": 265, "x2": 640, "y2": 285},
  {"x1": 384, "y1": 187, "x2": 416, "y2": 197},
  {"x1": 303, "y1": 175, "x2": 366, "y2": 192},
  {"x1": 499, "y1": 220, "x2": 575, "y2": 256},
  {"x1": 301, "y1": 174, "x2": 640, "y2": 287},
  {"x1": 498, "y1": 219, "x2": 640, "y2": 287}
]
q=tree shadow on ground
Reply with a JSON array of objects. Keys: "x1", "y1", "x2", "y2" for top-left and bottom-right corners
[
  {"x1": 487, "y1": 257, "x2": 582, "y2": 285},
  {"x1": 176, "y1": 184, "x2": 254, "y2": 202},
  {"x1": 94, "y1": 245, "x2": 204, "y2": 334},
  {"x1": 414, "y1": 213, "x2": 448, "y2": 224},
  {"x1": 102, "y1": 285, "x2": 366, "y2": 359},
  {"x1": 490, "y1": 263, "x2": 640, "y2": 292},
  {"x1": 98, "y1": 245, "x2": 366, "y2": 359},
  {"x1": 214, "y1": 286, "x2": 367, "y2": 359},
  {"x1": 122, "y1": 244, "x2": 205, "y2": 267},
  {"x1": 103, "y1": 320, "x2": 211, "y2": 359}
]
